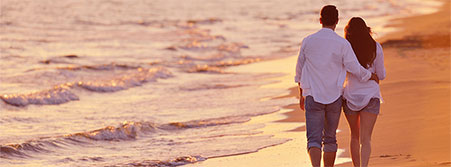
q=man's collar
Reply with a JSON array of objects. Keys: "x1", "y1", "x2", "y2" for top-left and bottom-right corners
[{"x1": 320, "y1": 27, "x2": 335, "y2": 32}]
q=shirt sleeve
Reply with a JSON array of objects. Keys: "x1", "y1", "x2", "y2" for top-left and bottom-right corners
[
  {"x1": 374, "y1": 42, "x2": 386, "y2": 80},
  {"x1": 343, "y1": 41, "x2": 371, "y2": 82},
  {"x1": 294, "y1": 38, "x2": 307, "y2": 83}
]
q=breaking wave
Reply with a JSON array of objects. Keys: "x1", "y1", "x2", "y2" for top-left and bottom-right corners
[
  {"x1": 121, "y1": 155, "x2": 206, "y2": 167},
  {"x1": 0, "y1": 68, "x2": 172, "y2": 106},
  {"x1": 0, "y1": 83, "x2": 79, "y2": 107},
  {"x1": 0, "y1": 116, "x2": 251, "y2": 158},
  {"x1": 77, "y1": 68, "x2": 172, "y2": 92},
  {"x1": 186, "y1": 57, "x2": 262, "y2": 73}
]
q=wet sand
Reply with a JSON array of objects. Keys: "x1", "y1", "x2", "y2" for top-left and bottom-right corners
[{"x1": 188, "y1": 0, "x2": 450, "y2": 166}]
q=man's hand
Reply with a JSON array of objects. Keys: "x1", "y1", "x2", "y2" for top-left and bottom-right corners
[
  {"x1": 298, "y1": 83, "x2": 305, "y2": 110},
  {"x1": 299, "y1": 96, "x2": 305, "y2": 110},
  {"x1": 370, "y1": 73, "x2": 379, "y2": 84}
]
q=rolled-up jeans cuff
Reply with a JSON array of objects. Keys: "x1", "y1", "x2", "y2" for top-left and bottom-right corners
[
  {"x1": 323, "y1": 143, "x2": 338, "y2": 152},
  {"x1": 307, "y1": 143, "x2": 322, "y2": 151}
]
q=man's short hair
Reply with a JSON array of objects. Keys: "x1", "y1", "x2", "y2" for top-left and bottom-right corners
[{"x1": 320, "y1": 5, "x2": 338, "y2": 26}]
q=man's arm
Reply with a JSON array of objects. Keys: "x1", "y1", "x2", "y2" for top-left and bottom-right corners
[
  {"x1": 295, "y1": 38, "x2": 307, "y2": 83},
  {"x1": 343, "y1": 42, "x2": 373, "y2": 82},
  {"x1": 295, "y1": 38, "x2": 307, "y2": 110}
]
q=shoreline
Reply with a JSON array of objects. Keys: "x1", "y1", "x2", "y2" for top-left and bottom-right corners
[{"x1": 188, "y1": 1, "x2": 450, "y2": 166}]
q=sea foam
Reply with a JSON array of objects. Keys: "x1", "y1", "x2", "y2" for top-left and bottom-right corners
[
  {"x1": 0, "y1": 68, "x2": 172, "y2": 107},
  {"x1": 0, "y1": 115, "x2": 251, "y2": 158}
]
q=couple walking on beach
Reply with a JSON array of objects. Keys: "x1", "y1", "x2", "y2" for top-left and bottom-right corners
[{"x1": 295, "y1": 5, "x2": 386, "y2": 167}]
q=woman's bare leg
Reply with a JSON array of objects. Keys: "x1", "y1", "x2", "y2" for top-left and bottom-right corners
[
  {"x1": 345, "y1": 113, "x2": 360, "y2": 167},
  {"x1": 360, "y1": 111, "x2": 378, "y2": 167}
]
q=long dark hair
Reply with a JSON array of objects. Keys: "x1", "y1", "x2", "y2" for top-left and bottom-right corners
[{"x1": 345, "y1": 17, "x2": 376, "y2": 68}]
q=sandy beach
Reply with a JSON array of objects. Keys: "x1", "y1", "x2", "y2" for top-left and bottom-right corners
[{"x1": 189, "y1": 0, "x2": 450, "y2": 166}]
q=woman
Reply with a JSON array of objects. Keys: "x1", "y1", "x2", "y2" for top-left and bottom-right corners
[{"x1": 343, "y1": 17, "x2": 386, "y2": 167}]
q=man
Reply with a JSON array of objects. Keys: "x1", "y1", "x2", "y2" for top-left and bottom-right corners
[{"x1": 294, "y1": 5, "x2": 378, "y2": 167}]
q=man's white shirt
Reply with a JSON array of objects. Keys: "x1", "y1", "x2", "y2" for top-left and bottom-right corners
[{"x1": 295, "y1": 28, "x2": 371, "y2": 104}]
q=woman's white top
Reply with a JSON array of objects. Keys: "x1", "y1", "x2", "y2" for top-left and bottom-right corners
[{"x1": 343, "y1": 42, "x2": 386, "y2": 111}]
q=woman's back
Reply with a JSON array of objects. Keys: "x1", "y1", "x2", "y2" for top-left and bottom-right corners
[{"x1": 344, "y1": 42, "x2": 386, "y2": 111}]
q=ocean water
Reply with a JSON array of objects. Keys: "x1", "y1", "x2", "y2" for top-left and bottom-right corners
[{"x1": 0, "y1": 0, "x2": 441, "y2": 166}]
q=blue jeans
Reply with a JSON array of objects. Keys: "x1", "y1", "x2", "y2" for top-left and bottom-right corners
[{"x1": 305, "y1": 96, "x2": 342, "y2": 152}]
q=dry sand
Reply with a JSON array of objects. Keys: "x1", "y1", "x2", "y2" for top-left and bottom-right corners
[{"x1": 188, "y1": 1, "x2": 450, "y2": 166}]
